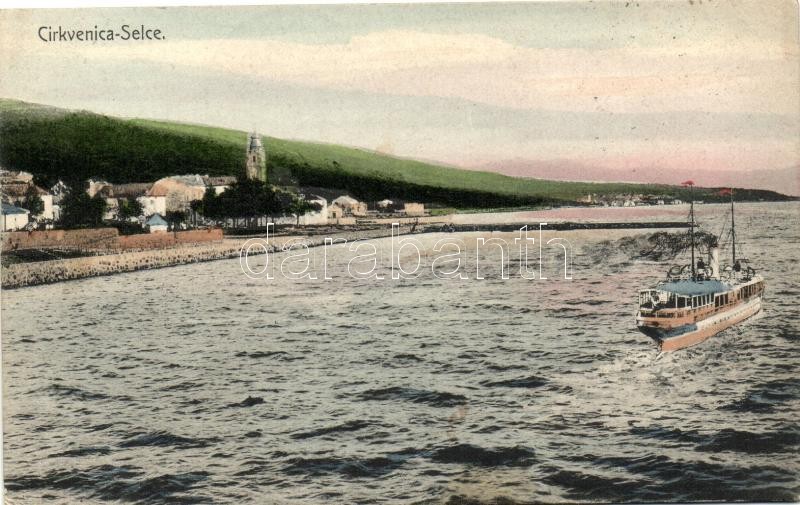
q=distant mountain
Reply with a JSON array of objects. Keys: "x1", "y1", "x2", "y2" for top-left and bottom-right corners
[{"x1": 0, "y1": 99, "x2": 794, "y2": 208}]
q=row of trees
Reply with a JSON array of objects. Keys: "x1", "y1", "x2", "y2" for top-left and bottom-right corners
[
  {"x1": 192, "y1": 178, "x2": 320, "y2": 226},
  {"x1": 55, "y1": 178, "x2": 320, "y2": 229}
]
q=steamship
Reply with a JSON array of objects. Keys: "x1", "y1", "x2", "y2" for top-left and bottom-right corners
[{"x1": 635, "y1": 183, "x2": 764, "y2": 352}]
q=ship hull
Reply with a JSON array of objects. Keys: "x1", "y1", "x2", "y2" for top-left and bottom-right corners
[{"x1": 638, "y1": 295, "x2": 762, "y2": 351}]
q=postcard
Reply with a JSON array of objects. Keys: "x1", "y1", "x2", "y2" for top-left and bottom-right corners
[{"x1": 1, "y1": 1, "x2": 798, "y2": 503}]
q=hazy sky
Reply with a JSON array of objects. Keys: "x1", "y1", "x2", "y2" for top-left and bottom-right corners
[{"x1": 1, "y1": 2, "x2": 798, "y2": 193}]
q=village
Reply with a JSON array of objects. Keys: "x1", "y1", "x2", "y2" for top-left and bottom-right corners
[{"x1": 0, "y1": 132, "x2": 427, "y2": 233}]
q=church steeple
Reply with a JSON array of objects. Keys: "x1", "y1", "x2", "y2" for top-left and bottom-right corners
[{"x1": 245, "y1": 131, "x2": 265, "y2": 180}]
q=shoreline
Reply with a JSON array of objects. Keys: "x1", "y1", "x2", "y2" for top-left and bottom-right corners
[
  {"x1": 0, "y1": 226, "x2": 414, "y2": 290},
  {"x1": 1, "y1": 220, "x2": 687, "y2": 289}
]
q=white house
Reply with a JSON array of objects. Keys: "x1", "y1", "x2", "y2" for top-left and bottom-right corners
[
  {"x1": 403, "y1": 202, "x2": 425, "y2": 216},
  {"x1": 203, "y1": 175, "x2": 237, "y2": 195},
  {"x1": 86, "y1": 178, "x2": 111, "y2": 197},
  {"x1": 97, "y1": 183, "x2": 162, "y2": 220},
  {"x1": 138, "y1": 195, "x2": 167, "y2": 218},
  {"x1": 149, "y1": 175, "x2": 207, "y2": 212},
  {"x1": 1, "y1": 203, "x2": 30, "y2": 231},
  {"x1": 146, "y1": 213, "x2": 169, "y2": 233},
  {"x1": 1, "y1": 182, "x2": 55, "y2": 221},
  {"x1": 331, "y1": 195, "x2": 368, "y2": 216},
  {"x1": 0, "y1": 170, "x2": 34, "y2": 184}
]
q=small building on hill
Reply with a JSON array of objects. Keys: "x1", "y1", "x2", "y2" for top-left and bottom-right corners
[
  {"x1": 1, "y1": 181, "x2": 55, "y2": 222},
  {"x1": 146, "y1": 213, "x2": 169, "y2": 233},
  {"x1": 0, "y1": 169, "x2": 34, "y2": 185},
  {"x1": 98, "y1": 183, "x2": 155, "y2": 220},
  {"x1": 86, "y1": 178, "x2": 111, "y2": 198},
  {"x1": 403, "y1": 202, "x2": 425, "y2": 217},
  {"x1": 204, "y1": 175, "x2": 237, "y2": 195},
  {"x1": 149, "y1": 175, "x2": 207, "y2": 213},
  {"x1": 1, "y1": 203, "x2": 30, "y2": 231},
  {"x1": 331, "y1": 195, "x2": 367, "y2": 217}
]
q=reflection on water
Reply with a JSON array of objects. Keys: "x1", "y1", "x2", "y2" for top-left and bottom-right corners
[{"x1": 2, "y1": 203, "x2": 798, "y2": 504}]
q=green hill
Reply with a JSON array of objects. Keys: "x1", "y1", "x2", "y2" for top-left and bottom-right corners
[{"x1": 0, "y1": 99, "x2": 792, "y2": 208}]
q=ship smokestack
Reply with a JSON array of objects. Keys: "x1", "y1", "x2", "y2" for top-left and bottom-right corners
[{"x1": 710, "y1": 245, "x2": 720, "y2": 279}]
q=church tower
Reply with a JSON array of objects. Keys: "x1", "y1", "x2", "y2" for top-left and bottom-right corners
[{"x1": 245, "y1": 132, "x2": 265, "y2": 180}]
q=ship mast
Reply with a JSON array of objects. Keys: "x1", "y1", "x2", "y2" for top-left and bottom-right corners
[
  {"x1": 685, "y1": 181, "x2": 696, "y2": 280},
  {"x1": 730, "y1": 188, "x2": 736, "y2": 265}
]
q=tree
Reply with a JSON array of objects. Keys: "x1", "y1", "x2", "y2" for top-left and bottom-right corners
[
  {"x1": 203, "y1": 180, "x2": 309, "y2": 228},
  {"x1": 23, "y1": 185, "x2": 44, "y2": 217},
  {"x1": 189, "y1": 199, "x2": 203, "y2": 226},
  {"x1": 288, "y1": 197, "x2": 322, "y2": 225},
  {"x1": 118, "y1": 198, "x2": 143, "y2": 220},
  {"x1": 165, "y1": 210, "x2": 187, "y2": 231},
  {"x1": 214, "y1": 179, "x2": 280, "y2": 227},
  {"x1": 258, "y1": 184, "x2": 282, "y2": 219},
  {"x1": 200, "y1": 186, "x2": 219, "y2": 220},
  {"x1": 59, "y1": 187, "x2": 106, "y2": 228}
]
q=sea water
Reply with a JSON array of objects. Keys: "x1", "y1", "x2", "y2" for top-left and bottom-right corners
[{"x1": 3, "y1": 202, "x2": 798, "y2": 503}]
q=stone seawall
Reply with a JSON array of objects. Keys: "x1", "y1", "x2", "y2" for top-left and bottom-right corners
[
  {"x1": 116, "y1": 228, "x2": 224, "y2": 250},
  {"x1": 1, "y1": 241, "x2": 246, "y2": 289},
  {"x1": 2, "y1": 228, "x2": 224, "y2": 253},
  {"x1": 2, "y1": 228, "x2": 119, "y2": 251},
  {"x1": 1, "y1": 226, "x2": 415, "y2": 289}
]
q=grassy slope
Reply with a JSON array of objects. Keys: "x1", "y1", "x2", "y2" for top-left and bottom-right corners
[
  {"x1": 132, "y1": 116, "x2": 679, "y2": 202},
  {"x1": 1, "y1": 99, "x2": 792, "y2": 206}
]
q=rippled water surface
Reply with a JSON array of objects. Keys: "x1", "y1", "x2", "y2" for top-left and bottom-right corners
[{"x1": 3, "y1": 203, "x2": 799, "y2": 503}]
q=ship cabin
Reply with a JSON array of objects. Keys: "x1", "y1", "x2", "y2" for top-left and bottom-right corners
[
  {"x1": 638, "y1": 277, "x2": 764, "y2": 322},
  {"x1": 638, "y1": 280, "x2": 727, "y2": 316}
]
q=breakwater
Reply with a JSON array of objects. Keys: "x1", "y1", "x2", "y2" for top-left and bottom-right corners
[
  {"x1": 422, "y1": 221, "x2": 691, "y2": 233},
  {"x1": 1, "y1": 222, "x2": 685, "y2": 289}
]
